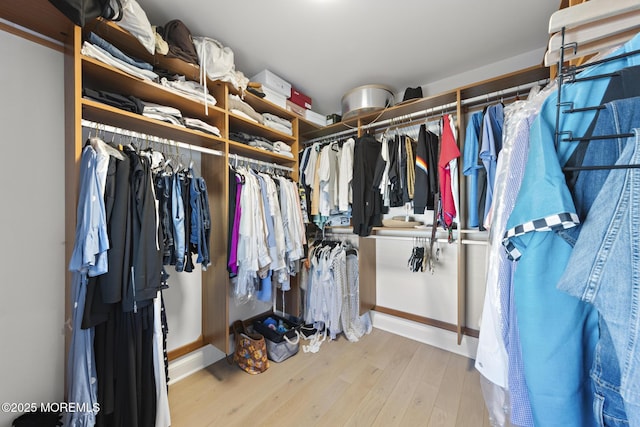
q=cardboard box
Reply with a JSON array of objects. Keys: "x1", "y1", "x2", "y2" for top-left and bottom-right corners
[
  {"x1": 290, "y1": 88, "x2": 312, "y2": 109},
  {"x1": 251, "y1": 69, "x2": 291, "y2": 98},
  {"x1": 261, "y1": 85, "x2": 287, "y2": 109},
  {"x1": 305, "y1": 109, "x2": 326, "y2": 127},
  {"x1": 286, "y1": 100, "x2": 306, "y2": 117}
]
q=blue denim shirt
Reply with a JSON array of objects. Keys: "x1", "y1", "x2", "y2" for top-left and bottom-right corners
[
  {"x1": 558, "y1": 97, "x2": 640, "y2": 426},
  {"x1": 504, "y1": 32, "x2": 640, "y2": 427}
]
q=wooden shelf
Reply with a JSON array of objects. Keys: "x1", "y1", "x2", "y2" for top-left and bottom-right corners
[
  {"x1": 228, "y1": 113, "x2": 296, "y2": 143},
  {"x1": 82, "y1": 56, "x2": 226, "y2": 130},
  {"x1": 297, "y1": 117, "x2": 323, "y2": 136},
  {"x1": 0, "y1": 0, "x2": 73, "y2": 44},
  {"x1": 299, "y1": 90, "x2": 459, "y2": 141},
  {"x1": 82, "y1": 99, "x2": 226, "y2": 151},
  {"x1": 88, "y1": 19, "x2": 203, "y2": 81},
  {"x1": 458, "y1": 64, "x2": 549, "y2": 100},
  {"x1": 240, "y1": 90, "x2": 298, "y2": 120},
  {"x1": 227, "y1": 140, "x2": 297, "y2": 164}
]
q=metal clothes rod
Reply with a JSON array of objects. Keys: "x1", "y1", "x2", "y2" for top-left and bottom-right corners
[
  {"x1": 460, "y1": 80, "x2": 548, "y2": 108},
  {"x1": 303, "y1": 128, "x2": 359, "y2": 145},
  {"x1": 229, "y1": 153, "x2": 294, "y2": 172},
  {"x1": 360, "y1": 100, "x2": 458, "y2": 132},
  {"x1": 369, "y1": 235, "x2": 454, "y2": 244},
  {"x1": 81, "y1": 119, "x2": 224, "y2": 157}
]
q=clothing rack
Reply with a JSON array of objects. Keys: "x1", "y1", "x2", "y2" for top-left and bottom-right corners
[
  {"x1": 303, "y1": 128, "x2": 358, "y2": 146},
  {"x1": 553, "y1": 28, "x2": 640, "y2": 171},
  {"x1": 82, "y1": 119, "x2": 225, "y2": 157},
  {"x1": 81, "y1": 119, "x2": 294, "y2": 173},
  {"x1": 228, "y1": 153, "x2": 294, "y2": 173}
]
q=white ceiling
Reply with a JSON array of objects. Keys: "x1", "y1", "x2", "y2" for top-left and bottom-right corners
[{"x1": 137, "y1": 0, "x2": 560, "y2": 115}]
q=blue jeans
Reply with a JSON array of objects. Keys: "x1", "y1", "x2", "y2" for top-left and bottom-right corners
[
  {"x1": 156, "y1": 174, "x2": 175, "y2": 265},
  {"x1": 558, "y1": 117, "x2": 640, "y2": 426},
  {"x1": 87, "y1": 32, "x2": 154, "y2": 71},
  {"x1": 172, "y1": 173, "x2": 186, "y2": 272},
  {"x1": 197, "y1": 177, "x2": 211, "y2": 269},
  {"x1": 592, "y1": 318, "x2": 629, "y2": 427}
]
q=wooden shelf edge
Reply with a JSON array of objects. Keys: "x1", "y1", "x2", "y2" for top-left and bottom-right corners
[
  {"x1": 228, "y1": 113, "x2": 296, "y2": 142},
  {"x1": 227, "y1": 140, "x2": 297, "y2": 164},
  {"x1": 81, "y1": 99, "x2": 226, "y2": 149}
]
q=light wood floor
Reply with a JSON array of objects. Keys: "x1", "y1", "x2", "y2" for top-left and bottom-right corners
[{"x1": 168, "y1": 328, "x2": 491, "y2": 427}]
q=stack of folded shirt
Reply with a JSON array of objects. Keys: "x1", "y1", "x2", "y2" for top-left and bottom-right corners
[
  {"x1": 83, "y1": 88, "x2": 144, "y2": 114},
  {"x1": 160, "y1": 76, "x2": 217, "y2": 106},
  {"x1": 82, "y1": 33, "x2": 158, "y2": 82},
  {"x1": 273, "y1": 141, "x2": 294, "y2": 158},
  {"x1": 263, "y1": 113, "x2": 293, "y2": 136},
  {"x1": 229, "y1": 131, "x2": 275, "y2": 152},
  {"x1": 183, "y1": 117, "x2": 221, "y2": 136},
  {"x1": 228, "y1": 94, "x2": 264, "y2": 124},
  {"x1": 142, "y1": 101, "x2": 184, "y2": 127}
]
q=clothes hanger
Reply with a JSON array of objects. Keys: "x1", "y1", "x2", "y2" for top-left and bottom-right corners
[{"x1": 86, "y1": 124, "x2": 125, "y2": 160}]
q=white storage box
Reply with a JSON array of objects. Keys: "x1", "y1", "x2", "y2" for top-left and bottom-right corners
[
  {"x1": 252, "y1": 69, "x2": 291, "y2": 98},
  {"x1": 305, "y1": 109, "x2": 326, "y2": 127},
  {"x1": 261, "y1": 85, "x2": 287, "y2": 109}
]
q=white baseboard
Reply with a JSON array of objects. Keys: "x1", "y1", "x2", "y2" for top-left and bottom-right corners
[
  {"x1": 168, "y1": 344, "x2": 226, "y2": 385},
  {"x1": 371, "y1": 310, "x2": 479, "y2": 359}
]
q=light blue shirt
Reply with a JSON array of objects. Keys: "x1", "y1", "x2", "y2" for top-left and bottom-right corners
[
  {"x1": 462, "y1": 111, "x2": 483, "y2": 228},
  {"x1": 66, "y1": 146, "x2": 108, "y2": 426},
  {"x1": 69, "y1": 146, "x2": 109, "y2": 276},
  {"x1": 505, "y1": 32, "x2": 640, "y2": 426},
  {"x1": 480, "y1": 104, "x2": 503, "y2": 225}
]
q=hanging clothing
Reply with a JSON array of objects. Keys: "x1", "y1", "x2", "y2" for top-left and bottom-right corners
[
  {"x1": 475, "y1": 85, "x2": 554, "y2": 427},
  {"x1": 462, "y1": 112, "x2": 484, "y2": 227},
  {"x1": 413, "y1": 125, "x2": 439, "y2": 214},
  {"x1": 227, "y1": 169, "x2": 243, "y2": 276},
  {"x1": 405, "y1": 135, "x2": 415, "y2": 200},
  {"x1": 502, "y1": 33, "x2": 640, "y2": 427},
  {"x1": 65, "y1": 145, "x2": 109, "y2": 427},
  {"x1": 557, "y1": 96, "x2": 640, "y2": 425},
  {"x1": 230, "y1": 165, "x2": 305, "y2": 303},
  {"x1": 479, "y1": 104, "x2": 504, "y2": 227},
  {"x1": 338, "y1": 137, "x2": 355, "y2": 212},
  {"x1": 352, "y1": 133, "x2": 384, "y2": 236},
  {"x1": 303, "y1": 241, "x2": 371, "y2": 342},
  {"x1": 438, "y1": 114, "x2": 460, "y2": 229}
]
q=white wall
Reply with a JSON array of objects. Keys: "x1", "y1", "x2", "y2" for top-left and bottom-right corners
[
  {"x1": 0, "y1": 31, "x2": 65, "y2": 426},
  {"x1": 425, "y1": 48, "x2": 546, "y2": 99}
]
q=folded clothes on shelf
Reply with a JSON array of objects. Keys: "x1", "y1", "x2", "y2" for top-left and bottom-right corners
[
  {"x1": 160, "y1": 76, "x2": 217, "y2": 106},
  {"x1": 273, "y1": 141, "x2": 292, "y2": 153},
  {"x1": 183, "y1": 117, "x2": 221, "y2": 136},
  {"x1": 142, "y1": 101, "x2": 184, "y2": 127},
  {"x1": 81, "y1": 41, "x2": 158, "y2": 82},
  {"x1": 88, "y1": 32, "x2": 154, "y2": 71},
  {"x1": 263, "y1": 112, "x2": 293, "y2": 136},
  {"x1": 83, "y1": 88, "x2": 144, "y2": 114},
  {"x1": 228, "y1": 94, "x2": 264, "y2": 124}
]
